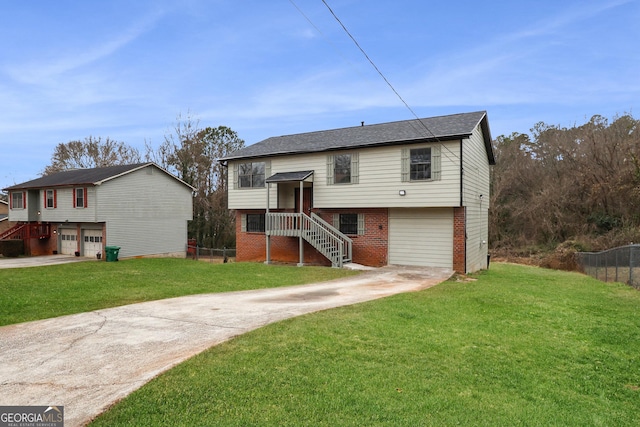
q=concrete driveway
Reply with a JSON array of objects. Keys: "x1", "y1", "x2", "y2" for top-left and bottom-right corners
[
  {"x1": 0, "y1": 254, "x2": 94, "y2": 269},
  {"x1": 0, "y1": 265, "x2": 451, "y2": 427}
]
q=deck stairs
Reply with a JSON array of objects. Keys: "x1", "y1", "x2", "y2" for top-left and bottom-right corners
[{"x1": 266, "y1": 212, "x2": 352, "y2": 267}]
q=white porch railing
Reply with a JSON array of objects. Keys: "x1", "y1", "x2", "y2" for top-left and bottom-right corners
[{"x1": 266, "y1": 212, "x2": 352, "y2": 267}]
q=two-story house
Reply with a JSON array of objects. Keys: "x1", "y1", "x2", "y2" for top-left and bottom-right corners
[
  {"x1": 220, "y1": 111, "x2": 495, "y2": 273},
  {"x1": 1, "y1": 163, "x2": 194, "y2": 258}
]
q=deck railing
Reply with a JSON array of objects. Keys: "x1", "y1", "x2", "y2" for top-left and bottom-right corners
[{"x1": 0, "y1": 223, "x2": 51, "y2": 241}]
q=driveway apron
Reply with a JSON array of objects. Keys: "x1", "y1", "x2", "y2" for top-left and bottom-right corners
[{"x1": 0, "y1": 265, "x2": 451, "y2": 427}]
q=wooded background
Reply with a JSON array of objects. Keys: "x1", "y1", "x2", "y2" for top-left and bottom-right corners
[
  {"x1": 34, "y1": 111, "x2": 640, "y2": 262},
  {"x1": 490, "y1": 113, "x2": 640, "y2": 259}
]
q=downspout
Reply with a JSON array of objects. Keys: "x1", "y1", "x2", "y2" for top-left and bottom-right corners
[
  {"x1": 265, "y1": 182, "x2": 271, "y2": 264},
  {"x1": 460, "y1": 139, "x2": 467, "y2": 273}
]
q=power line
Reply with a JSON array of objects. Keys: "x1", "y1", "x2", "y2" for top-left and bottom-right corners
[{"x1": 319, "y1": 0, "x2": 462, "y2": 164}]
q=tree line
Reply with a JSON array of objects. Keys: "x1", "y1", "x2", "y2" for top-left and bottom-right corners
[
  {"x1": 490, "y1": 113, "x2": 640, "y2": 254},
  {"x1": 42, "y1": 113, "x2": 244, "y2": 249},
  {"x1": 40, "y1": 111, "x2": 639, "y2": 256}
]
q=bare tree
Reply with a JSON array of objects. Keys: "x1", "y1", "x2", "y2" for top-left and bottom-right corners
[
  {"x1": 43, "y1": 136, "x2": 141, "y2": 175},
  {"x1": 147, "y1": 113, "x2": 245, "y2": 248},
  {"x1": 490, "y1": 113, "x2": 640, "y2": 253}
]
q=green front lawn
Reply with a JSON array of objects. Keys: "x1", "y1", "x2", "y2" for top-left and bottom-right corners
[
  {"x1": 90, "y1": 263, "x2": 640, "y2": 426},
  {"x1": 0, "y1": 259, "x2": 359, "y2": 326}
]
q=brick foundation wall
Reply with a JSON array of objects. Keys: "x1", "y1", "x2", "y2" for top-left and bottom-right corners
[
  {"x1": 453, "y1": 207, "x2": 466, "y2": 273},
  {"x1": 314, "y1": 208, "x2": 388, "y2": 267},
  {"x1": 235, "y1": 208, "x2": 389, "y2": 267}
]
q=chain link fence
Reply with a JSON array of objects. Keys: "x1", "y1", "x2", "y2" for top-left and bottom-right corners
[
  {"x1": 575, "y1": 244, "x2": 640, "y2": 289},
  {"x1": 186, "y1": 244, "x2": 236, "y2": 263}
]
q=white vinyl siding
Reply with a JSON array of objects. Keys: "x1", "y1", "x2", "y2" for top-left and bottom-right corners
[
  {"x1": 462, "y1": 125, "x2": 492, "y2": 271},
  {"x1": 96, "y1": 165, "x2": 193, "y2": 258},
  {"x1": 39, "y1": 187, "x2": 98, "y2": 223},
  {"x1": 227, "y1": 140, "x2": 460, "y2": 210},
  {"x1": 388, "y1": 208, "x2": 453, "y2": 268}
]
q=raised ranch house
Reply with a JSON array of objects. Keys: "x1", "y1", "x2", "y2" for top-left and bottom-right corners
[
  {"x1": 220, "y1": 111, "x2": 495, "y2": 273},
  {"x1": 1, "y1": 163, "x2": 194, "y2": 259}
]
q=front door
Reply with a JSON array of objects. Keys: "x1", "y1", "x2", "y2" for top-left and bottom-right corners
[{"x1": 294, "y1": 187, "x2": 313, "y2": 215}]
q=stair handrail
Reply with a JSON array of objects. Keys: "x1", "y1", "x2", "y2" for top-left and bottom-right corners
[
  {"x1": 0, "y1": 223, "x2": 27, "y2": 240},
  {"x1": 310, "y1": 213, "x2": 352, "y2": 262},
  {"x1": 301, "y1": 214, "x2": 345, "y2": 267}
]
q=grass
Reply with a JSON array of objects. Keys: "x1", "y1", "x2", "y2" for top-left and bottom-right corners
[
  {"x1": 90, "y1": 263, "x2": 640, "y2": 426},
  {"x1": 0, "y1": 258, "x2": 359, "y2": 326}
]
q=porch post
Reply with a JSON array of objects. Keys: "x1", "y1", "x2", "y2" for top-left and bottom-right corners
[
  {"x1": 265, "y1": 182, "x2": 271, "y2": 265},
  {"x1": 297, "y1": 180, "x2": 304, "y2": 267}
]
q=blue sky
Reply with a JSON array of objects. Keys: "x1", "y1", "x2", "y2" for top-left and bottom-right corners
[{"x1": 1, "y1": 0, "x2": 638, "y2": 190}]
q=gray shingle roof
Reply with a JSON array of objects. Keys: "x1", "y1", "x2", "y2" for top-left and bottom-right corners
[
  {"x1": 220, "y1": 111, "x2": 493, "y2": 164},
  {"x1": 266, "y1": 170, "x2": 314, "y2": 183},
  {"x1": 2, "y1": 162, "x2": 195, "y2": 191}
]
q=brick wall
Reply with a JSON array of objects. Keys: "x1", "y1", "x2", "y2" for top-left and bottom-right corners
[
  {"x1": 235, "y1": 208, "x2": 389, "y2": 267},
  {"x1": 314, "y1": 208, "x2": 388, "y2": 267},
  {"x1": 453, "y1": 207, "x2": 466, "y2": 273}
]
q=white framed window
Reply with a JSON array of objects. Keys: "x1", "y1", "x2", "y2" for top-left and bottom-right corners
[
  {"x1": 11, "y1": 192, "x2": 25, "y2": 209},
  {"x1": 74, "y1": 188, "x2": 87, "y2": 208},
  {"x1": 45, "y1": 189, "x2": 57, "y2": 209},
  {"x1": 233, "y1": 161, "x2": 270, "y2": 189}
]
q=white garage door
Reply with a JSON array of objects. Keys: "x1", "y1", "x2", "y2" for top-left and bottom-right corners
[
  {"x1": 60, "y1": 229, "x2": 77, "y2": 255},
  {"x1": 83, "y1": 229, "x2": 103, "y2": 257},
  {"x1": 389, "y1": 208, "x2": 453, "y2": 268}
]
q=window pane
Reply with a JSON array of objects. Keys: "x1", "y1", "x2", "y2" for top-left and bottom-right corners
[
  {"x1": 238, "y1": 162, "x2": 265, "y2": 188},
  {"x1": 410, "y1": 148, "x2": 431, "y2": 180},
  {"x1": 252, "y1": 163, "x2": 265, "y2": 175},
  {"x1": 239, "y1": 176, "x2": 251, "y2": 188},
  {"x1": 334, "y1": 154, "x2": 351, "y2": 184},
  {"x1": 12, "y1": 193, "x2": 23, "y2": 209},
  {"x1": 246, "y1": 214, "x2": 265, "y2": 232},
  {"x1": 339, "y1": 213, "x2": 358, "y2": 235}
]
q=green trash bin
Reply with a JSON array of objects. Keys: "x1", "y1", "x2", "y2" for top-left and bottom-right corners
[{"x1": 105, "y1": 246, "x2": 121, "y2": 262}]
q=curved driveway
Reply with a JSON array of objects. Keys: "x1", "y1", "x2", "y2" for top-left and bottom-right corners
[{"x1": 0, "y1": 265, "x2": 451, "y2": 427}]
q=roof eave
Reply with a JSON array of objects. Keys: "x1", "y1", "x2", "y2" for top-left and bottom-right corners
[{"x1": 219, "y1": 133, "x2": 470, "y2": 162}]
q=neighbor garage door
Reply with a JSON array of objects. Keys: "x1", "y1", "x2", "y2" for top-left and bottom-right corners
[
  {"x1": 83, "y1": 229, "x2": 103, "y2": 258},
  {"x1": 388, "y1": 208, "x2": 453, "y2": 268},
  {"x1": 59, "y1": 229, "x2": 78, "y2": 255}
]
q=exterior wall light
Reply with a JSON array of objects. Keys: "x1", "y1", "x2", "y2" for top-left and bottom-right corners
[{"x1": 399, "y1": 190, "x2": 406, "y2": 196}]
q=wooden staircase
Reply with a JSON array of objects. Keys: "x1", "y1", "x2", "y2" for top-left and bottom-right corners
[
  {"x1": 266, "y1": 212, "x2": 352, "y2": 267},
  {"x1": 0, "y1": 222, "x2": 51, "y2": 240}
]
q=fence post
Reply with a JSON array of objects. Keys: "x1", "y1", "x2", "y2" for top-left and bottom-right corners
[
  {"x1": 615, "y1": 249, "x2": 619, "y2": 283},
  {"x1": 631, "y1": 245, "x2": 635, "y2": 286}
]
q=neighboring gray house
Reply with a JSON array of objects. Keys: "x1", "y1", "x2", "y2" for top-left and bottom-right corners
[
  {"x1": 220, "y1": 111, "x2": 495, "y2": 273},
  {"x1": 1, "y1": 163, "x2": 194, "y2": 258}
]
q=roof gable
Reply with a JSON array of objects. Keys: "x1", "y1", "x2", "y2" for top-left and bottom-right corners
[
  {"x1": 2, "y1": 162, "x2": 195, "y2": 191},
  {"x1": 221, "y1": 111, "x2": 494, "y2": 164}
]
